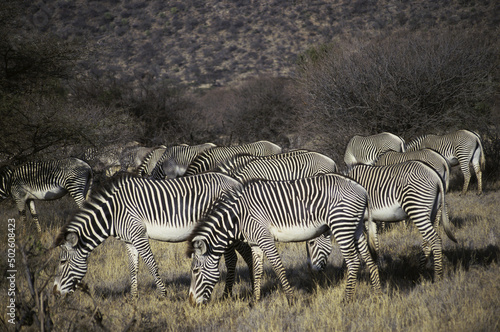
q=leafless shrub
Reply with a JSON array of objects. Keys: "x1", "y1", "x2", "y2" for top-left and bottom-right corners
[
  {"x1": 297, "y1": 29, "x2": 499, "y2": 160},
  {"x1": 227, "y1": 76, "x2": 301, "y2": 148}
]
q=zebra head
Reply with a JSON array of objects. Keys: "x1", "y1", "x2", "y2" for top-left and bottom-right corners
[
  {"x1": 53, "y1": 232, "x2": 88, "y2": 296},
  {"x1": 188, "y1": 236, "x2": 222, "y2": 306},
  {"x1": 0, "y1": 165, "x2": 13, "y2": 200},
  {"x1": 306, "y1": 232, "x2": 332, "y2": 273}
]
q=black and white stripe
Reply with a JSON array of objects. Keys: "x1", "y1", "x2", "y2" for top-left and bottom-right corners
[
  {"x1": 0, "y1": 158, "x2": 93, "y2": 232},
  {"x1": 184, "y1": 140, "x2": 282, "y2": 176},
  {"x1": 215, "y1": 150, "x2": 338, "y2": 272},
  {"x1": 374, "y1": 148, "x2": 451, "y2": 192},
  {"x1": 346, "y1": 161, "x2": 456, "y2": 279},
  {"x1": 406, "y1": 129, "x2": 485, "y2": 194},
  {"x1": 216, "y1": 150, "x2": 338, "y2": 184},
  {"x1": 344, "y1": 132, "x2": 406, "y2": 169},
  {"x1": 187, "y1": 173, "x2": 380, "y2": 305},
  {"x1": 149, "y1": 143, "x2": 217, "y2": 179},
  {"x1": 53, "y1": 173, "x2": 246, "y2": 298},
  {"x1": 136, "y1": 145, "x2": 168, "y2": 177}
]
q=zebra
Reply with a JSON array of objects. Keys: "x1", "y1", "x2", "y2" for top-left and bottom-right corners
[
  {"x1": 344, "y1": 132, "x2": 406, "y2": 169},
  {"x1": 215, "y1": 150, "x2": 338, "y2": 271},
  {"x1": 136, "y1": 145, "x2": 167, "y2": 177},
  {"x1": 308, "y1": 161, "x2": 457, "y2": 279},
  {"x1": 406, "y1": 130, "x2": 485, "y2": 195},
  {"x1": 184, "y1": 140, "x2": 282, "y2": 176},
  {"x1": 53, "y1": 173, "x2": 252, "y2": 298},
  {"x1": 374, "y1": 148, "x2": 451, "y2": 192},
  {"x1": 149, "y1": 143, "x2": 217, "y2": 180},
  {"x1": 215, "y1": 150, "x2": 337, "y2": 184},
  {"x1": 187, "y1": 174, "x2": 381, "y2": 306},
  {"x1": 0, "y1": 158, "x2": 93, "y2": 233}
]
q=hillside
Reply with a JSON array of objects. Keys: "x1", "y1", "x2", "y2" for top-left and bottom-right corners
[{"x1": 25, "y1": 0, "x2": 500, "y2": 87}]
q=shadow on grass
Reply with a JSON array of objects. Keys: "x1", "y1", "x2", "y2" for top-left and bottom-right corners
[
  {"x1": 444, "y1": 244, "x2": 499, "y2": 271},
  {"x1": 451, "y1": 214, "x2": 482, "y2": 229}
]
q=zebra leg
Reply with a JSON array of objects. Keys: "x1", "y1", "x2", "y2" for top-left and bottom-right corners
[
  {"x1": 235, "y1": 241, "x2": 255, "y2": 294},
  {"x1": 459, "y1": 160, "x2": 472, "y2": 195},
  {"x1": 356, "y1": 232, "x2": 381, "y2": 294},
  {"x1": 222, "y1": 246, "x2": 237, "y2": 298},
  {"x1": 250, "y1": 245, "x2": 264, "y2": 303},
  {"x1": 427, "y1": 234, "x2": 443, "y2": 279},
  {"x1": 257, "y1": 240, "x2": 294, "y2": 304},
  {"x1": 471, "y1": 149, "x2": 483, "y2": 195},
  {"x1": 132, "y1": 237, "x2": 167, "y2": 297},
  {"x1": 337, "y1": 240, "x2": 361, "y2": 303},
  {"x1": 419, "y1": 240, "x2": 432, "y2": 273},
  {"x1": 27, "y1": 200, "x2": 41, "y2": 233},
  {"x1": 125, "y1": 243, "x2": 140, "y2": 297},
  {"x1": 223, "y1": 242, "x2": 255, "y2": 298},
  {"x1": 413, "y1": 220, "x2": 444, "y2": 279}
]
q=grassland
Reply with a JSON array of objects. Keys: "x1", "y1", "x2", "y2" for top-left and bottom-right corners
[{"x1": 1, "y1": 174, "x2": 499, "y2": 331}]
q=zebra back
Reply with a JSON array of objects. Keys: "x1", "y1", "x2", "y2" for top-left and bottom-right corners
[
  {"x1": 56, "y1": 172, "x2": 243, "y2": 250},
  {"x1": 215, "y1": 150, "x2": 310, "y2": 177},
  {"x1": 228, "y1": 151, "x2": 338, "y2": 184},
  {"x1": 374, "y1": 148, "x2": 450, "y2": 191},
  {"x1": 136, "y1": 146, "x2": 167, "y2": 177},
  {"x1": 184, "y1": 141, "x2": 282, "y2": 176},
  {"x1": 150, "y1": 143, "x2": 216, "y2": 179},
  {"x1": 344, "y1": 132, "x2": 406, "y2": 168}
]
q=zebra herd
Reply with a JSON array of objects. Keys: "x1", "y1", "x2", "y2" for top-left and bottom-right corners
[{"x1": 0, "y1": 130, "x2": 486, "y2": 305}]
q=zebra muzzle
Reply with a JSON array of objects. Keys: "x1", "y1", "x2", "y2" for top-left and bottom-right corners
[{"x1": 188, "y1": 292, "x2": 207, "y2": 307}]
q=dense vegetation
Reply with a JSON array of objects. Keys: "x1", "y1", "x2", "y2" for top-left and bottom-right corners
[
  {"x1": 1, "y1": 1, "x2": 499, "y2": 166},
  {"x1": 0, "y1": 0, "x2": 499, "y2": 330}
]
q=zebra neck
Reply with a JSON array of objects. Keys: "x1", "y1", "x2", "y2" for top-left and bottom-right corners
[
  {"x1": 205, "y1": 201, "x2": 243, "y2": 254},
  {"x1": 67, "y1": 212, "x2": 112, "y2": 254}
]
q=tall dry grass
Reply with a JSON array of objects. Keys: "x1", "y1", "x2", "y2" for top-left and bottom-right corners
[{"x1": 1, "y1": 179, "x2": 499, "y2": 331}]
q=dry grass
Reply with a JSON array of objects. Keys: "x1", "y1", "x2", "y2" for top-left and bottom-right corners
[{"x1": 1, "y1": 182, "x2": 499, "y2": 331}]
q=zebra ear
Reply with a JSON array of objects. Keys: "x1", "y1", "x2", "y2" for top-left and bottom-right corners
[
  {"x1": 65, "y1": 232, "x2": 79, "y2": 247},
  {"x1": 192, "y1": 236, "x2": 207, "y2": 255}
]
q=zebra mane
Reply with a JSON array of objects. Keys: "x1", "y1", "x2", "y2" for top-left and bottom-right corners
[
  {"x1": 186, "y1": 188, "x2": 241, "y2": 257},
  {"x1": 53, "y1": 174, "x2": 134, "y2": 248}
]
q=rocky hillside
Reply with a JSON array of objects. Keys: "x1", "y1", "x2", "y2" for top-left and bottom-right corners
[{"x1": 22, "y1": 0, "x2": 500, "y2": 87}]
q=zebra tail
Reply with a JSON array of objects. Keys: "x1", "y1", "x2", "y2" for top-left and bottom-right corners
[
  {"x1": 439, "y1": 181, "x2": 457, "y2": 243},
  {"x1": 365, "y1": 196, "x2": 379, "y2": 260},
  {"x1": 478, "y1": 136, "x2": 486, "y2": 172}
]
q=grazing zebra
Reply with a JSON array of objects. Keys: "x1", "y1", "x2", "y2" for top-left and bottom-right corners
[
  {"x1": 53, "y1": 173, "x2": 251, "y2": 298},
  {"x1": 215, "y1": 150, "x2": 338, "y2": 272},
  {"x1": 374, "y1": 148, "x2": 451, "y2": 192},
  {"x1": 310, "y1": 161, "x2": 457, "y2": 278},
  {"x1": 0, "y1": 158, "x2": 93, "y2": 232},
  {"x1": 344, "y1": 132, "x2": 406, "y2": 169},
  {"x1": 184, "y1": 140, "x2": 282, "y2": 176},
  {"x1": 406, "y1": 129, "x2": 485, "y2": 195},
  {"x1": 187, "y1": 174, "x2": 381, "y2": 306},
  {"x1": 149, "y1": 143, "x2": 217, "y2": 179},
  {"x1": 216, "y1": 150, "x2": 338, "y2": 184}
]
